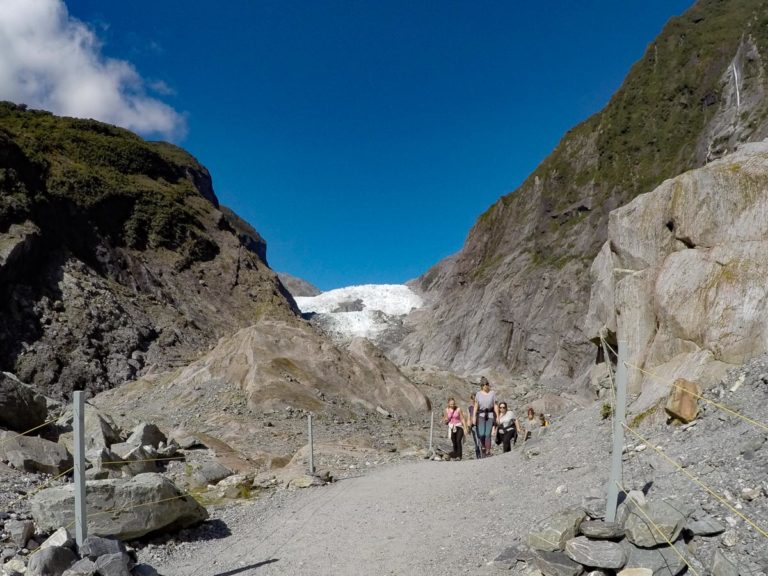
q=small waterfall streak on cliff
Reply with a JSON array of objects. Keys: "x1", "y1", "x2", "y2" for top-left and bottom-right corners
[{"x1": 732, "y1": 62, "x2": 741, "y2": 109}]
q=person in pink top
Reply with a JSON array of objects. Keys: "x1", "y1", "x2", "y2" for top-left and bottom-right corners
[{"x1": 443, "y1": 397, "x2": 468, "y2": 460}]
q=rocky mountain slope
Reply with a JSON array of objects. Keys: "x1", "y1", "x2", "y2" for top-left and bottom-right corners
[
  {"x1": 277, "y1": 272, "x2": 321, "y2": 297},
  {"x1": 391, "y1": 0, "x2": 768, "y2": 390},
  {"x1": 0, "y1": 101, "x2": 295, "y2": 398},
  {"x1": 587, "y1": 141, "x2": 768, "y2": 413}
]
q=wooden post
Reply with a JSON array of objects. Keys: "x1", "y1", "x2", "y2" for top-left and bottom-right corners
[
  {"x1": 606, "y1": 340, "x2": 628, "y2": 522},
  {"x1": 73, "y1": 392, "x2": 87, "y2": 546}
]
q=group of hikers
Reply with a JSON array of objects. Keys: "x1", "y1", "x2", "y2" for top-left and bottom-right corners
[{"x1": 442, "y1": 376, "x2": 549, "y2": 460}]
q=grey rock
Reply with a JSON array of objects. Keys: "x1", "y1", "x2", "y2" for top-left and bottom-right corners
[
  {"x1": 186, "y1": 460, "x2": 233, "y2": 488},
  {"x1": 125, "y1": 424, "x2": 166, "y2": 449},
  {"x1": 1, "y1": 547, "x2": 17, "y2": 563},
  {"x1": 107, "y1": 444, "x2": 156, "y2": 475},
  {"x1": 287, "y1": 474, "x2": 324, "y2": 489},
  {"x1": 721, "y1": 529, "x2": 738, "y2": 548},
  {"x1": 624, "y1": 500, "x2": 685, "y2": 548},
  {"x1": 3, "y1": 557, "x2": 27, "y2": 576},
  {"x1": 0, "y1": 372, "x2": 48, "y2": 433},
  {"x1": 38, "y1": 528, "x2": 74, "y2": 551},
  {"x1": 62, "y1": 558, "x2": 97, "y2": 576},
  {"x1": 579, "y1": 520, "x2": 625, "y2": 540},
  {"x1": 711, "y1": 550, "x2": 739, "y2": 576},
  {"x1": 170, "y1": 433, "x2": 201, "y2": 450},
  {"x1": 534, "y1": 550, "x2": 585, "y2": 576},
  {"x1": 529, "y1": 509, "x2": 587, "y2": 552},
  {"x1": 581, "y1": 497, "x2": 606, "y2": 519},
  {"x1": 78, "y1": 536, "x2": 126, "y2": 560},
  {"x1": 565, "y1": 536, "x2": 627, "y2": 570},
  {"x1": 31, "y1": 473, "x2": 208, "y2": 540},
  {"x1": 27, "y1": 546, "x2": 77, "y2": 576},
  {"x1": 95, "y1": 552, "x2": 132, "y2": 576},
  {"x1": 493, "y1": 544, "x2": 533, "y2": 569},
  {"x1": 131, "y1": 564, "x2": 159, "y2": 576},
  {"x1": 623, "y1": 540, "x2": 688, "y2": 576},
  {"x1": 0, "y1": 432, "x2": 74, "y2": 475},
  {"x1": 7, "y1": 519, "x2": 34, "y2": 547},
  {"x1": 83, "y1": 409, "x2": 122, "y2": 452},
  {"x1": 685, "y1": 516, "x2": 725, "y2": 536}
]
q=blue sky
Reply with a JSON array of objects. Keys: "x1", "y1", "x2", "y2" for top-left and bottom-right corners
[{"x1": 6, "y1": 1, "x2": 694, "y2": 290}]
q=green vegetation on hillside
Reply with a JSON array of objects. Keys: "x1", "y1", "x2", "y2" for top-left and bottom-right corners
[
  {"x1": 476, "y1": 0, "x2": 768, "y2": 268},
  {"x1": 0, "y1": 102, "x2": 218, "y2": 258}
]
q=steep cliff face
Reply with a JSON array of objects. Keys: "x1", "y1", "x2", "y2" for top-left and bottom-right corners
[
  {"x1": 586, "y1": 142, "x2": 768, "y2": 412},
  {"x1": 391, "y1": 0, "x2": 768, "y2": 388},
  {"x1": 0, "y1": 103, "x2": 297, "y2": 398}
]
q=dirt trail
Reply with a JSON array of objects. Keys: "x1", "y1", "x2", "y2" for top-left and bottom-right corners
[{"x1": 150, "y1": 407, "x2": 610, "y2": 576}]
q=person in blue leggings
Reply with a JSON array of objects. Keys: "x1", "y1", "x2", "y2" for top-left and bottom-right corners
[{"x1": 472, "y1": 377, "x2": 499, "y2": 457}]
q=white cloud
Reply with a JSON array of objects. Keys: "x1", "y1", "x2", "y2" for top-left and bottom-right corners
[{"x1": 0, "y1": 0, "x2": 186, "y2": 140}]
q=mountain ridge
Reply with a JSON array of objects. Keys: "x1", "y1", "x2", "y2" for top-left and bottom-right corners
[{"x1": 391, "y1": 0, "x2": 768, "y2": 389}]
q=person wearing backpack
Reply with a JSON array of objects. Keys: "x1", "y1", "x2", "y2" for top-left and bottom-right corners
[
  {"x1": 472, "y1": 377, "x2": 498, "y2": 457},
  {"x1": 467, "y1": 392, "x2": 482, "y2": 459}
]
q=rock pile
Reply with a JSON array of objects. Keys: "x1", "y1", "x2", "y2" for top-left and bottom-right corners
[
  {"x1": 1, "y1": 526, "x2": 160, "y2": 576},
  {"x1": 503, "y1": 491, "x2": 744, "y2": 576}
]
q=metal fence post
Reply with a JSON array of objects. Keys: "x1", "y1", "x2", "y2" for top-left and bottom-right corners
[
  {"x1": 73, "y1": 392, "x2": 87, "y2": 546},
  {"x1": 308, "y1": 413, "x2": 315, "y2": 475},
  {"x1": 428, "y1": 411, "x2": 434, "y2": 454},
  {"x1": 606, "y1": 340, "x2": 628, "y2": 522}
]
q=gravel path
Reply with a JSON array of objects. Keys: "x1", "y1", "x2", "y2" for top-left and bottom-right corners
[
  {"x1": 143, "y1": 357, "x2": 768, "y2": 576},
  {"x1": 147, "y1": 406, "x2": 611, "y2": 576}
]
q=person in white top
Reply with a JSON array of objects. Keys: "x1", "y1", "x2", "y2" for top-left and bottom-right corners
[{"x1": 495, "y1": 402, "x2": 519, "y2": 452}]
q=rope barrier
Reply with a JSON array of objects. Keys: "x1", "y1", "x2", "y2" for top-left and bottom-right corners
[
  {"x1": 624, "y1": 362, "x2": 768, "y2": 433},
  {"x1": 64, "y1": 493, "x2": 199, "y2": 531},
  {"x1": 615, "y1": 480, "x2": 700, "y2": 576},
  {"x1": 100, "y1": 456, "x2": 186, "y2": 466},
  {"x1": 5, "y1": 466, "x2": 74, "y2": 510},
  {"x1": 0, "y1": 417, "x2": 61, "y2": 449},
  {"x1": 622, "y1": 423, "x2": 768, "y2": 540}
]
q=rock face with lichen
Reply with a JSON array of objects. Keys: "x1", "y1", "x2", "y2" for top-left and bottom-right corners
[
  {"x1": 586, "y1": 142, "x2": 768, "y2": 412},
  {"x1": 0, "y1": 102, "x2": 298, "y2": 398},
  {"x1": 390, "y1": 0, "x2": 768, "y2": 392}
]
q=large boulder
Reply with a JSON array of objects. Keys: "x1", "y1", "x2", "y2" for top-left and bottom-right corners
[
  {"x1": 30, "y1": 473, "x2": 207, "y2": 540},
  {"x1": 534, "y1": 550, "x2": 585, "y2": 576},
  {"x1": 529, "y1": 509, "x2": 587, "y2": 552},
  {"x1": 623, "y1": 500, "x2": 686, "y2": 548},
  {"x1": 565, "y1": 536, "x2": 627, "y2": 570},
  {"x1": 586, "y1": 143, "x2": 768, "y2": 410},
  {"x1": 125, "y1": 423, "x2": 166, "y2": 449},
  {"x1": 579, "y1": 520, "x2": 624, "y2": 540},
  {"x1": 0, "y1": 431, "x2": 73, "y2": 474},
  {"x1": 0, "y1": 372, "x2": 48, "y2": 432},
  {"x1": 84, "y1": 409, "x2": 122, "y2": 452},
  {"x1": 622, "y1": 540, "x2": 688, "y2": 576},
  {"x1": 27, "y1": 546, "x2": 77, "y2": 576},
  {"x1": 664, "y1": 379, "x2": 700, "y2": 423}
]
